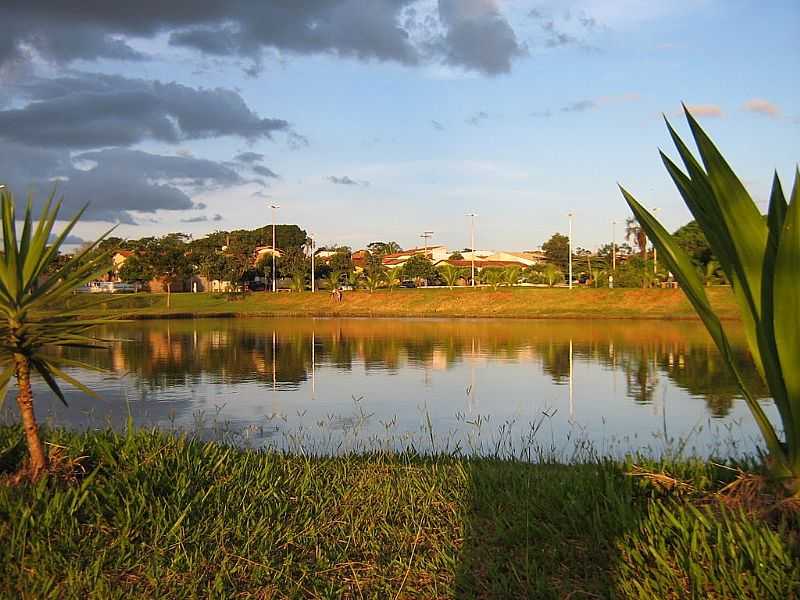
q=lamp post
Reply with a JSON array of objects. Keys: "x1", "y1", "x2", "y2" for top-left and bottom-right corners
[
  {"x1": 270, "y1": 204, "x2": 280, "y2": 292},
  {"x1": 568, "y1": 212, "x2": 574, "y2": 289},
  {"x1": 309, "y1": 235, "x2": 315, "y2": 293},
  {"x1": 466, "y1": 213, "x2": 477, "y2": 287},
  {"x1": 611, "y1": 220, "x2": 617, "y2": 272},
  {"x1": 651, "y1": 208, "x2": 661, "y2": 273}
]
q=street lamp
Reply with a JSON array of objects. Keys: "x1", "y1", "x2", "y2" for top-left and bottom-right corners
[
  {"x1": 651, "y1": 208, "x2": 661, "y2": 273},
  {"x1": 270, "y1": 204, "x2": 280, "y2": 292},
  {"x1": 466, "y1": 213, "x2": 477, "y2": 287},
  {"x1": 611, "y1": 220, "x2": 617, "y2": 272},
  {"x1": 308, "y1": 234, "x2": 315, "y2": 293},
  {"x1": 568, "y1": 212, "x2": 574, "y2": 289}
]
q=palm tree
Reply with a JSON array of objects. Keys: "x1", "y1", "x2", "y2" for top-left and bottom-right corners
[
  {"x1": 290, "y1": 272, "x2": 305, "y2": 292},
  {"x1": 625, "y1": 217, "x2": 648, "y2": 261},
  {"x1": 347, "y1": 270, "x2": 362, "y2": 290},
  {"x1": 0, "y1": 190, "x2": 114, "y2": 477},
  {"x1": 382, "y1": 268, "x2": 401, "y2": 291},
  {"x1": 324, "y1": 270, "x2": 342, "y2": 291},
  {"x1": 502, "y1": 266, "x2": 521, "y2": 287},
  {"x1": 437, "y1": 264, "x2": 464, "y2": 289},
  {"x1": 364, "y1": 271, "x2": 382, "y2": 293},
  {"x1": 542, "y1": 263, "x2": 563, "y2": 287},
  {"x1": 481, "y1": 268, "x2": 503, "y2": 291}
]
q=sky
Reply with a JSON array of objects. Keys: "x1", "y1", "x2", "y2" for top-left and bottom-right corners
[{"x1": 0, "y1": 0, "x2": 797, "y2": 252}]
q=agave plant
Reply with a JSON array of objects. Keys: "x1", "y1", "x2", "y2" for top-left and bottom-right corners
[
  {"x1": 620, "y1": 107, "x2": 799, "y2": 495},
  {"x1": 0, "y1": 189, "x2": 114, "y2": 477}
]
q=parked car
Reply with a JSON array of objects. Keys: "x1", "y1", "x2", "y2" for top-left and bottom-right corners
[{"x1": 399, "y1": 280, "x2": 416, "y2": 288}]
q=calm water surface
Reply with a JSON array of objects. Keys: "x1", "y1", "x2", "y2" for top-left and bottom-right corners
[{"x1": 11, "y1": 318, "x2": 777, "y2": 459}]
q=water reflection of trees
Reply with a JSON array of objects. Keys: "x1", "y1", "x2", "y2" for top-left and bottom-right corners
[{"x1": 58, "y1": 319, "x2": 767, "y2": 417}]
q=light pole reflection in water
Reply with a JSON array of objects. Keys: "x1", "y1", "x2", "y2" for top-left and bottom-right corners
[
  {"x1": 569, "y1": 338, "x2": 574, "y2": 422},
  {"x1": 272, "y1": 330, "x2": 276, "y2": 391},
  {"x1": 311, "y1": 330, "x2": 315, "y2": 399}
]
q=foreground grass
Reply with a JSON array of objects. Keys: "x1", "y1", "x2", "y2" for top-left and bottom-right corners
[
  {"x1": 1, "y1": 427, "x2": 797, "y2": 598},
  {"x1": 61, "y1": 287, "x2": 740, "y2": 321}
]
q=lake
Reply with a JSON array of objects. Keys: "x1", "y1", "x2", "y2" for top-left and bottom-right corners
[{"x1": 10, "y1": 317, "x2": 777, "y2": 459}]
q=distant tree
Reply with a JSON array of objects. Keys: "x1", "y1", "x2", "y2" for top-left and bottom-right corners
[
  {"x1": 346, "y1": 270, "x2": 362, "y2": 290},
  {"x1": 448, "y1": 251, "x2": 464, "y2": 260},
  {"x1": 364, "y1": 271, "x2": 383, "y2": 292},
  {"x1": 480, "y1": 268, "x2": 504, "y2": 291},
  {"x1": 278, "y1": 247, "x2": 309, "y2": 279},
  {"x1": 324, "y1": 270, "x2": 342, "y2": 290},
  {"x1": 673, "y1": 220, "x2": 713, "y2": 267},
  {"x1": 144, "y1": 235, "x2": 193, "y2": 307},
  {"x1": 329, "y1": 250, "x2": 354, "y2": 274},
  {"x1": 362, "y1": 250, "x2": 383, "y2": 276},
  {"x1": 542, "y1": 233, "x2": 570, "y2": 270},
  {"x1": 366, "y1": 241, "x2": 401, "y2": 256},
  {"x1": 438, "y1": 264, "x2": 464, "y2": 289},
  {"x1": 625, "y1": 217, "x2": 647, "y2": 261},
  {"x1": 502, "y1": 266, "x2": 522, "y2": 287},
  {"x1": 118, "y1": 254, "x2": 155, "y2": 285},
  {"x1": 542, "y1": 263, "x2": 563, "y2": 287},
  {"x1": 401, "y1": 255, "x2": 434, "y2": 285},
  {"x1": 382, "y1": 268, "x2": 401, "y2": 291}
]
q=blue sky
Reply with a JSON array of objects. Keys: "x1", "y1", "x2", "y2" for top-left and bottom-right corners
[{"x1": 0, "y1": 0, "x2": 797, "y2": 251}]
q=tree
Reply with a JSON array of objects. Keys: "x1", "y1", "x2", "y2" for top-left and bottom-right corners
[
  {"x1": 145, "y1": 235, "x2": 193, "y2": 307},
  {"x1": 366, "y1": 241, "x2": 401, "y2": 256},
  {"x1": 401, "y1": 255, "x2": 434, "y2": 285},
  {"x1": 625, "y1": 217, "x2": 647, "y2": 261},
  {"x1": 542, "y1": 233, "x2": 570, "y2": 270},
  {"x1": 448, "y1": 251, "x2": 464, "y2": 260},
  {"x1": 277, "y1": 247, "x2": 309, "y2": 279},
  {"x1": 0, "y1": 191, "x2": 114, "y2": 477},
  {"x1": 324, "y1": 270, "x2": 342, "y2": 290},
  {"x1": 364, "y1": 271, "x2": 383, "y2": 292},
  {"x1": 542, "y1": 263, "x2": 562, "y2": 287},
  {"x1": 118, "y1": 254, "x2": 155, "y2": 285},
  {"x1": 382, "y1": 268, "x2": 401, "y2": 291},
  {"x1": 673, "y1": 220, "x2": 713, "y2": 267},
  {"x1": 502, "y1": 266, "x2": 522, "y2": 287},
  {"x1": 329, "y1": 250, "x2": 354, "y2": 275},
  {"x1": 438, "y1": 264, "x2": 464, "y2": 289},
  {"x1": 480, "y1": 268, "x2": 504, "y2": 290}
]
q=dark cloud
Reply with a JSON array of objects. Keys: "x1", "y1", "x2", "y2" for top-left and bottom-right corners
[
  {"x1": 180, "y1": 215, "x2": 209, "y2": 223},
  {"x1": 431, "y1": 120, "x2": 445, "y2": 131},
  {"x1": 328, "y1": 175, "x2": 367, "y2": 186},
  {"x1": 561, "y1": 100, "x2": 597, "y2": 113},
  {"x1": 437, "y1": 0, "x2": 526, "y2": 75},
  {"x1": 0, "y1": 73, "x2": 291, "y2": 149},
  {"x1": 252, "y1": 165, "x2": 279, "y2": 179},
  {"x1": 212, "y1": 213, "x2": 223, "y2": 222},
  {"x1": 466, "y1": 110, "x2": 489, "y2": 126},
  {"x1": 0, "y1": 144, "x2": 243, "y2": 223},
  {"x1": 528, "y1": 7, "x2": 595, "y2": 48},
  {"x1": 235, "y1": 151, "x2": 264, "y2": 163},
  {"x1": 0, "y1": 1, "x2": 525, "y2": 77}
]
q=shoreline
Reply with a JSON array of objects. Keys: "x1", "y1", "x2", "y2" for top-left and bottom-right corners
[{"x1": 62, "y1": 287, "x2": 740, "y2": 322}]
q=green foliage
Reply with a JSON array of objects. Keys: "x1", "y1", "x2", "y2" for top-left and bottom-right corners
[
  {"x1": 502, "y1": 266, "x2": 521, "y2": 287},
  {"x1": 542, "y1": 233, "x2": 570, "y2": 270},
  {"x1": 480, "y1": 267, "x2": 504, "y2": 290},
  {"x1": 401, "y1": 255, "x2": 435, "y2": 285},
  {"x1": 448, "y1": 251, "x2": 464, "y2": 260},
  {"x1": 620, "y1": 107, "x2": 800, "y2": 493},
  {"x1": 329, "y1": 250, "x2": 354, "y2": 275},
  {"x1": 118, "y1": 254, "x2": 154, "y2": 283},
  {"x1": 437, "y1": 264, "x2": 464, "y2": 289},
  {"x1": 674, "y1": 220, "x2": 714, "y2": 267},
  {"x1": 277, "y1": 247, "x2": 308, "y2": 279},
  {"x1": 381, "y1": 268, "x2": 401, "y2": 291},
  {"x1": 363, "y1": 270, "x2": 383, "y2": 292},
  {"x1": 366, "y1": 241, "x2": 401, "y2": 256},
  {"x1": 324, "y1": 270, "x2": 342, "y2": 290},
  {"x1": 542, "y1": 263, "x2": 563, "y2": 287}
]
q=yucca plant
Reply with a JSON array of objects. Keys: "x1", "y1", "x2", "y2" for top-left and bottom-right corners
[
  {"x1": 0, "y1": 189, "x2": 114, "y2": 477},
  {"x1": 619, "y1": 107, "x2": 799, "y2": 495}
]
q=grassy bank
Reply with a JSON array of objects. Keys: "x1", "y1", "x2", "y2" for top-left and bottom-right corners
[
  {"x1": 1, "y1": 427, "x2": 796, "y2": 598},
  {"x1": 61, "y1": 287, "x2": 740, "y2": 321}
]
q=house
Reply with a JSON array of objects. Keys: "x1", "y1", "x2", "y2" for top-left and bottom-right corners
[
  {"x1": 253, "y1": 246, "x2": 283, "y2": 263},
  {"x1": 380, "y1": 245, "x2": 450, "y2": 269}
]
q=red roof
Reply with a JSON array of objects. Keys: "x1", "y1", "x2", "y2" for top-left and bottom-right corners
[{"x1": 440, "y1": 260, "x2": 525, "y2": 268}]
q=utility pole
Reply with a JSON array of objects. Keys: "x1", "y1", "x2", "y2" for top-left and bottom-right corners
[
  {"x1": 466, "y1": 213, "x2": 477, "y2": 287},
  {"x1": 611, "y1": 220, "x2": 616, "y2": 272},
  {"x1": 420, "y1": 231, "x2": 434, "y2": 257},
  {"x1": 568, "y1": 212, "x2": 574, "y2": 289},
  {"x1": 309, "y1": 235, "x2": 315, "y2": 293},
  {"x1": 270, "y1": 204, "x2": 280, "y2": 292}
]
